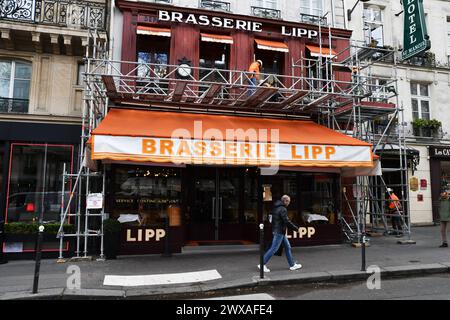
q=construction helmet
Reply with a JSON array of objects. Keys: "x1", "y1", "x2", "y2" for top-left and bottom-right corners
[{"x1": 257, "y1": 59, "x2": 263, "y2": 67}]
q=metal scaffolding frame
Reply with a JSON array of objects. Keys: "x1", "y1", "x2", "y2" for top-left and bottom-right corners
[{"x1": 57, "y1": 17, "x2": 413, "y2": 259}]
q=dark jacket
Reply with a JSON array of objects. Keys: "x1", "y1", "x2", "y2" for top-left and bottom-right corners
[{"x1": 271, "y1": 200, "x2": 298, "y2": 235}]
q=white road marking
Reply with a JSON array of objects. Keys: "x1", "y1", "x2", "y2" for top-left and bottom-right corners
[{"x1": 103, "y1": 269, "x2": 222, "y2": 287}]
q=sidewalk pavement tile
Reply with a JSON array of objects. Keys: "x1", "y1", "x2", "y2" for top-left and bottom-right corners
[{"x1": 63, "y1": 288, "x2": 125, "y2": 298}]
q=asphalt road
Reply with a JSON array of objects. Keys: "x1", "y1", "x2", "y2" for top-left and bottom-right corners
[{"x1": 205, "y1": 275, "x2": 450, "y2": 300}]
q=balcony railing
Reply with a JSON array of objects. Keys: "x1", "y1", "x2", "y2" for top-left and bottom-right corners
[
  {"x1": 0, "y1": 0, "x2": 106, "y2": 30},
  {"x1": 300, "y1": 13, "x2": 327, "y2": 26},
  {"x1": 200, "y1": 0, "x2": 230, "y2": 12},
  {"x1": 0, "y1": 98, "x2": 29, "y2": 113},
  {"x1": 251, "y1": 6, "x2": 281, "y2": 20}
]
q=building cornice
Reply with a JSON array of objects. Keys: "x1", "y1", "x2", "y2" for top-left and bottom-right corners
[{"x1": 0, "y1": 114, "x2": 82, "y2": 125}]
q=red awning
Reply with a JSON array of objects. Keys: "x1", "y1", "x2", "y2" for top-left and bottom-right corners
[
  {"x1": 306, "y1": 45, "x2": 337, "y2": 58},
  {"x1": 255, "y1": 39, "x2": 289, "y2": 53},
  {"x1": 201, "y1": 33, "x2": 233, "y2": 44},
  {"x1": 137, "y1": 26, "x2": 171, "y2": 37}
]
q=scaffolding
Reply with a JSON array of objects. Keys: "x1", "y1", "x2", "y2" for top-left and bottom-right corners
[{"x1": 57, "y1": 17, "x2": 414, "y2": 259}]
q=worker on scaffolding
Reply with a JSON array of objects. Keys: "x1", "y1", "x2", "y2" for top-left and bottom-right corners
[
  {"x1": 387, "y1": 188, "x2": 403, "y2": 237},
  {"x1": 247, "y1": 59, "x2": 263, "y2": 95}
]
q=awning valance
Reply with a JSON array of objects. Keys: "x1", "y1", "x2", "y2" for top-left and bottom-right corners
[
  {"x1": 137, "y1": 26, "x2": 171, "y2": 37},
  {"x1": 255, "y1": 39, "x2": 289, "y2": 53},
  {"x1": 306, "y1": 45, "x2": 337, "y2": 58},
  {"x1": 91, "y1": 109, "x2": 373, "y2": 168},
  {"x1": 201, "y1": 33, "x2": 233, "y2": 44}
]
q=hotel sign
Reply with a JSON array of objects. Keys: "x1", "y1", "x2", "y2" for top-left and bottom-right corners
[
  {"x1": 158, "y1": 10, "x2": 319, "y2": 39},
  {"x1": 402, "y1": 0, "x2": 431, "y2": 60}
]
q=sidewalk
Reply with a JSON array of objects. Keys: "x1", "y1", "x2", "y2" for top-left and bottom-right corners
[{"x1": 1, "y1": 226, "x2": 450, "y2": 300}]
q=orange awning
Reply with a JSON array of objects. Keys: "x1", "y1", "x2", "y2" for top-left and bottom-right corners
[
  {"x1": 137, "y1": 26, "x2": 171, "y2": 37},
  {"x1": 255, "y1": 39, "x2": 289, "y2": 53},
  {"x1": 91, "y1": 109, "x2": 374, "y2": 168},
  {"x1": 201, "y1": 33, "x2": 233, "y2": 44},
  {"x1": 306, "y1": 45, "x2": 337, "y2": 58}
]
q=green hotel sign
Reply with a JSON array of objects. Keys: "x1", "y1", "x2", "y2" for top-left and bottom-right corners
[{"x1": 402, "y1": 0, "x2": 431, "y2": 60}]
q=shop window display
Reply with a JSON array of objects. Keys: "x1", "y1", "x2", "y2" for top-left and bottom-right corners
[
  {"x1": 6, "y1": 144, "x2": 73, "y2": 224},
  {"x1": 111, "y1": 166, "x2": 182, "y2": 227}
]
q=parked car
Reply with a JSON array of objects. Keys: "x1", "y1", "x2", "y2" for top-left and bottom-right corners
[{"x1": 6, "y1": 191, "x2": 75, "y2": 223}]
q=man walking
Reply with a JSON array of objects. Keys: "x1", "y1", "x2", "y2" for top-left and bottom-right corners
[{"x1": 258, "y1": 195, "x2": 302, "y2": 272}]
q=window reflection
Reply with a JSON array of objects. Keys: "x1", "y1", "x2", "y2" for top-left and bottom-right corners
[
  {"x1": 112, "y1": 166, "x2": 182, "y2": 227},
  {"x1": 6, "y1": 144, "x2": 73, "y2": 224}
]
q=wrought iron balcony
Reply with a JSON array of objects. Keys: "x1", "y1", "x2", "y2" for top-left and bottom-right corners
[
  {"x1": 0, "y1": 98, "x2": 29, "y2": 113},
  {"x1": 0, "y1": 0, "x2": 106, "y2": 30},
  {"x1": 200, "y1": 0, "x2": 230, "y2": 12},
  {"x1": 251, "y1": 6, "x2": 281, "y2": 20},
  {"x1": 300, "y1": 13, "x2": 327, "y2": 26}
]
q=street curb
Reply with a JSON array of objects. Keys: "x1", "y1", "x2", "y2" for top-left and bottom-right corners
[{"x1": 2, "y1": 263, "x2": 450, "y2": 300}]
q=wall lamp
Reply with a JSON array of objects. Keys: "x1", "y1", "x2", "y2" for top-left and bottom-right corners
[{"x1": 347, "y1": 0, "x2": 371, "y2": 21}]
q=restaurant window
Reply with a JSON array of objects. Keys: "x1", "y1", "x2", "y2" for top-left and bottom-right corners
[
  {"x1": 363, "y1": 5, "x2": 384, "y2": 47},
  {"x1": 5, "y1": 144, "x2": 74, "y2": 224},
  {"x1": 111, "y1": 166, "x2": 182, "y2": 227},
  {"x1": 199, "y1": 35, "x2": 230, "y2": 94},
  {"x1": 254, "y1": 42, "x2": 285, "y2": 77},
  {"x1": 411, "y1": 82, "x2": 430, "y2": 120},
  {"x1": 300, "y1": 0, "x2": 324, "y2": 17},
  {"x1": 299, "y1": 173, "x2": 338, "y2": 225},
  {"x1": 244, "y1": 168, "x2": 259, "y2": 223},
  {"x1": 262, "y1": 172, "x2": 298, "y2": 224},
  {"x1": 136, "y1": 32, "x2": 170, "y2": 93},
  {"x1": 0, "y1": 59, "x2": 31, "y2": 113}
]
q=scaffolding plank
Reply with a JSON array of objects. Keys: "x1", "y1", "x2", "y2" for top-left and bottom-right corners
[
  {"x1": 102, "y1": 75, "x2": 117, "y2": 96},
  {"x1": 200, "y1": 84, "x2": 222, "y2": 104},
  {"x1": 172, "y1": 81, "x2": 187, "y2": 102},
  {"x1": 279, "y1": 90, "x2": 308, "y2": 109},
  {"x1": 241, "y1": 87, "x2": 278, "y2": 108}
]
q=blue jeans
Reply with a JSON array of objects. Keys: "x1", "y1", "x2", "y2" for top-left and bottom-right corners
[
  {"x1": 247, "y1": 77, "x2": 257, "y2": 96},
  {"x1": 263, "y1": 233, "x2": 295, "y2": 267}
]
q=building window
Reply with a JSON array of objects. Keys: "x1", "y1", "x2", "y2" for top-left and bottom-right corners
[
  {"x1": 253, "y1": 0, "x2": 277, "y2": 9},
  {"x1": 0, "y1": 60, "x2": 31, "y2": 113},
  {"x1": 447, "y1": 18, "x2": 450, "y2": 64},
  {"x1": 77, "y1": 63, "x2": 85, "y2": 86},
  {"x1": 369, "y1": 78, "x2": 388, "y2": 102},
  {"x1": 363, "y1": 5, "x2": 384, "y2": 47},
  {"x1": 5, "y1": 144, "x2": 74, "y2": 225},
  {"x1": 411, "y1": 82, "x2": 430, "y2": 120},
  {"x1": 300, "y1": 0, "x2": 323, "y2": 17}
]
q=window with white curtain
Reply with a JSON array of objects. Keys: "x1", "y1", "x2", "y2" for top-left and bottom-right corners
[
  {"x1": 411, "y1": 82, "x2": 430, "y2": 120},
  {"x1": 300, "y1": 0, "x2": 324, "y2": 17},
  {"x1": 253, "y1": 0, "x2": 277, "y2": 9},
  {"x1": 363, "y1": 5, "x2": 384, "y2": 47}
]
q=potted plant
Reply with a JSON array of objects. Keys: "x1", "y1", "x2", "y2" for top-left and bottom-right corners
[
  {"x1": 103, "y1": 218, "x2": 122, "y2": 259},
  {"x1": 411, "y1": 118, "x2": 428, "y2": 137},
  {"x1": 428, "y1": 119, "x2": 442, "y2": 138},
  {"x1": 4, "y1": 222, "x2": 74, "y2": 242}
]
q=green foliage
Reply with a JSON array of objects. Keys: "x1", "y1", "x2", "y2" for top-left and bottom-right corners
[
  {"x1": 103, "y1": 218, "x2": 122, "y2": 234},
  {"x1": 5, "y1": 222, "x2": 74, "y2": 235},
  {"x1": 411, "y1": 118, "x2": 441, "y2": 129}
]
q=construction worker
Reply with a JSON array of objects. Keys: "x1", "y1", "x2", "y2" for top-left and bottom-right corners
[
  {"x1": 247, "y1": 59, "x2": 262, "y2": 95},
  {"x1": 387, "y1": 188, "x2": 403, "y2": 237}
]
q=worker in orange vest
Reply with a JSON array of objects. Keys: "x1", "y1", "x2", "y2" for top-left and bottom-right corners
[
  {"x1": 247, "y1": 60, "x2": 263, "y2": 95},
  {"x1": 387, "y1": 188, "x2": 403, "y2": 237}
]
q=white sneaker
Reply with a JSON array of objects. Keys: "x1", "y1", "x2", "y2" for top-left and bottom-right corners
[
  {"x1": 257, "y1": 264, "x2": 270, "y2": 273},
  {"x1": 289, "y1": 263, "x2": 302, "y2": 271}
]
